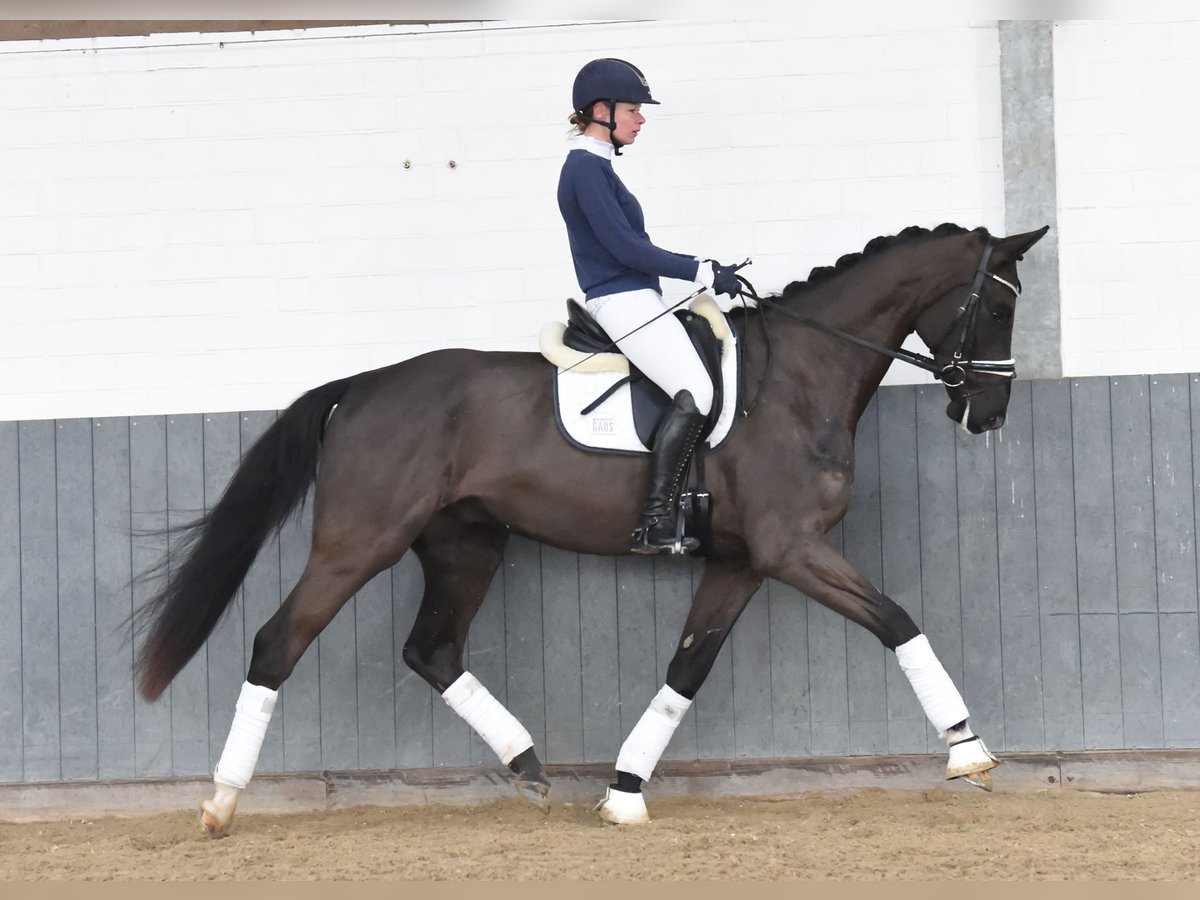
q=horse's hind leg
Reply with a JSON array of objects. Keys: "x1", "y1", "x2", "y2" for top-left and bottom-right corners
[
  {"x1": 401, "y1": 510, "x2": 551, "y2": 809},
  {"x1": 597, "y1": 559, "x2": 762, "y2": 824},
  {"x1": 201, "y1": 512, "x2": 428, "y2": 835}
]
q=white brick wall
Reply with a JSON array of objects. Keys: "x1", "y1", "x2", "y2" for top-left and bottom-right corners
[
  {"x1": 1, "y1": 20, "x2": 1006, "y2": 421},
  {"x1": 1055, "y1": 19, "x2": 1200, "y2": 377}
]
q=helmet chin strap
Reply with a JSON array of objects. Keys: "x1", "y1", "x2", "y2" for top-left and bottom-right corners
[
  {"x1": 580, "y1": 100, "x2": 626, "y2": 155},
  {"x1": 605, "y1": 100, "x2": 625, "y2": 156}
]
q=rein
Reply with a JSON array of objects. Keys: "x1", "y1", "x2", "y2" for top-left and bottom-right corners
[{"x1": 735, "y1": 238, "x2": 1021, "y2": 402}]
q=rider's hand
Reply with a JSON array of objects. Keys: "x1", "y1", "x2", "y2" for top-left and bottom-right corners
[{"x1": 710, "y1": 261, "x2": 742, "y2": 299}]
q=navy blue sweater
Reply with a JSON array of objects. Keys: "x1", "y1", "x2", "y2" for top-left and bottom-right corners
[{"x1": 557, "y1": 146, "x2": 700, "y2": 300}]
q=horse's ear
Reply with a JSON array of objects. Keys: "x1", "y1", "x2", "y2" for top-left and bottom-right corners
[{"x1": 995, "y1": 225, "x2": 1050, "y2": 262}]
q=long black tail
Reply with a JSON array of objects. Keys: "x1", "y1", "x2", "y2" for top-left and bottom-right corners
[{"x1": 134, "y1": 376, "x2": 354, "y2": 700}]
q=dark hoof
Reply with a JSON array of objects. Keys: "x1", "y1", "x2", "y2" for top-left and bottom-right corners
[{"x1": 513, "y1": 777, "x2": 551, "y2": 813}]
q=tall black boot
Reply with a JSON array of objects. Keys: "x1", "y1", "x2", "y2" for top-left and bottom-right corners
[{"x1": 630, "y1": 390, "x2": 707, "y2": 555}]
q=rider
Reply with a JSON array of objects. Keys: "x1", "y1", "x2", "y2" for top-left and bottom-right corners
[{"x1": 558, "y1": 58, "x2": 743, "y2": 554}]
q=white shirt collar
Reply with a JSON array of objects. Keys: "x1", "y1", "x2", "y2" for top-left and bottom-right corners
[{"x1": 568, "y1": 134, "x2": 614, "y2": 160}]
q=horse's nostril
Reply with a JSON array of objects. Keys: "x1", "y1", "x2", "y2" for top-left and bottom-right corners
[{"x1": 985, "y1": 415, "x2": 1005, "y2": 430}]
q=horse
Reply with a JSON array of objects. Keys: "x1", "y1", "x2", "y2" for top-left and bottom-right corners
[{"x1": 133, "y1": 222, "x2": 1049, "y2": 833}]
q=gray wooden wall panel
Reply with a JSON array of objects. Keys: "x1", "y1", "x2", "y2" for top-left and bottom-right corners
[
  {"x1": 916, "y1": 385, "x2": 963, "y2": 748},
  {"x1": 1071, "y1": 378, "x2": 1118, "y2": 614},
  {"x1": 4, "y1": 375, "x2": 1200, "y2": 786},
  {"x1": 876, "y1": 386, "x2": 927, "y2": 755},
  {"x1": 1150, "y1": 375, "x2": 1197, "y2": 613},
  {"x1": 695, "y1": 563, "x2": 736, "y2": 761},
  {"x1": 730, "y1": 583, "x2": 772, "y2": 758},
  {"x1": 955, "y1": 423, "x2": 1004, "y2": 746},
  {"x1": 766, "y1": 579, "x2": 810, "y2": 758},
  {"x1": 1111, "y1": 377, "x2": 1157, "y2": 614},
  {"x1": 0, "y1": 422, "x2": 22, "y2": 783},
  {"x1": 993, "y1": 382, "x2": 1044, "y2": 751},
  {"x1": 1119, "y1": 613, "x2": 1164, "y2": 747},
  {"x1": 56, "y1": 419, "x2": 98, "y2": 780},
  {"x1": 1160, "y1": 612, "x2": 1200, "y2": 746},
  {"x1": 355, "y1": 570, "x2": 396, "y2": 771},
  {"x1": 806, "y1": 599, "x2": 848, "y2": 755},
  {"x1": 614, "y1": 556, "x2": 656, "y2": 747},
  {"x1": 578, "y1": 554, "x2": 619, "y2": 764},
  {"x1": 202, "y1": 413, "x2": 245, "y2": 775},
  {"x1": 392, "y1": 552, "x2": 433, "y2": 768},
  {"x1": 842, "y1": 398, "x2": 886, "y2": 756},
  {"x1": 92, "y1": 418, "x2": 134, "y2": 780},
  {"x1": 20, "y1": 420, "x2": 60, "y2": 781},
  {"x1": 1031, "y1": 382, "x2": 1085, "y2": 750},
  {"x1": 1040, "y1": 614, "x2": 1084, "y2": 750},
  {"x1": 317, "y1": 591, "x2": 359, "y2": 771},
  {"x1": 503, "y1": 538, "x2": 546, "y2": 759},
  {"x1": 166, "y1": 414, "x2": 209, "y2": 777},
  {"x1": 1079, "y1": 613, "x2": 1123, "y2": 749},
  {"x1": 542, "y1": 546, "x2": 584, "y2": 764},
  {"x1": 129, "y1": 416, "x2": 171, "y2": 777}
]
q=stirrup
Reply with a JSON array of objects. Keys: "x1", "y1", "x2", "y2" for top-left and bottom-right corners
[{"x1": 630, "y1": 517, "x2": 698, "y2": 556}]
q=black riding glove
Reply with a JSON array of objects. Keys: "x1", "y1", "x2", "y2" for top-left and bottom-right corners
[{"x1": 710, "y1": 261, "x2": 742, "y2": 299}]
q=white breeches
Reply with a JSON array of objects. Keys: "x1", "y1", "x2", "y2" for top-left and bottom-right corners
[{"x1": 586, "y1": 288, "x2": 714, "y2": 416}]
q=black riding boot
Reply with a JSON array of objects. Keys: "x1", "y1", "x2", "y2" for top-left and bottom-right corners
[{"x1": 630, "y1": 390, "x2": 707, "y2": 555}]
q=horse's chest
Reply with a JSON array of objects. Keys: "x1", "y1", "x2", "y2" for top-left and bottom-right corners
[{"x1": 806, "y1": 432, "x2": 855, "y2": 509}]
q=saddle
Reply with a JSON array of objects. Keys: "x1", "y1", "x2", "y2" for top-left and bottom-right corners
[
  {"x1": 539, "y1": 295, "x2": 739, "y2": 556},
  {"x1": 543, "y1": 297, "x2": 727, "y2": 448}
]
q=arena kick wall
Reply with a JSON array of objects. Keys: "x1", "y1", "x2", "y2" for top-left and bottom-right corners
[{"x1": 2, "y1": 20, "x2": 1198, "y2": 784}]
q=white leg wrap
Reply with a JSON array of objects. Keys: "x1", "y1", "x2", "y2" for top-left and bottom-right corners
[
  {"x1": 615, "y1": 685, "x2": 693, "y2": 781},
  {"x1": 894, "y1": 634, "x2": 969, "y2": 734},
  {"x1": 213, "y1": 681, "x2": 278, "y2": 790},
  {"x1": 442, "y1": 672, "x2": 533, "y2": 766}
]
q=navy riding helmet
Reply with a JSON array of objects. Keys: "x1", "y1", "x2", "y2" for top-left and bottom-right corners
[
  {"x1": 572, "y1": 58, "x2": 659, "y2": 154},
  {"x1": 572, "y1": 58, "x2": 660, "y2": 111}
]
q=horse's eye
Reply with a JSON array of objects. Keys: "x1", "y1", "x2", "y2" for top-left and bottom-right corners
[{"x1": 991, "y1": 305, "x2": 1013, "y2": 323}]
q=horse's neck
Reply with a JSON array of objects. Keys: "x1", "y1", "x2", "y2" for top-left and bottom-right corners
[{"x1": 763, "y1": 245, "x2": 956, "y2": 425}]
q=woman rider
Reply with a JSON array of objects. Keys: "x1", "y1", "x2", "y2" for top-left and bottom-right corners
[{"x1": 558, "y1": 58, "x2": 743, "y2": 555}]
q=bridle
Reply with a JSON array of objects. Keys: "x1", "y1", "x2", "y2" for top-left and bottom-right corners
[
  {"x1": 924, "y1": 238, "x2": 1021, "y2": 389},
  {"x1": 736, "y1": 237, "x2": 1021, "y2": 402}
]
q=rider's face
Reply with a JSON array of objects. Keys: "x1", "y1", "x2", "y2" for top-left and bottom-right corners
[{"x1": 595, "y1": 101, "x2": 645, "y2": 146}]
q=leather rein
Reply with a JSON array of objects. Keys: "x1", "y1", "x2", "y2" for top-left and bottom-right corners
[{"x1": 733, "y1": 238, "x2": 1021, "y2": 407}]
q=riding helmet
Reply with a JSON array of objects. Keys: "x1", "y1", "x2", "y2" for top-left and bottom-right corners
[{"x1": 572, "y1": 58, "x2": 660, "y2": 113}]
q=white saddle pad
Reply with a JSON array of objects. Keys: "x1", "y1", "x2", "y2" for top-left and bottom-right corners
[{"x1": 541, "y1": 294, "x2": 740, "y2": 455}]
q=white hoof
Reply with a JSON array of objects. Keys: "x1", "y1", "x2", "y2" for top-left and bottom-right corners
[
  {"x1": 945, "y1": 734, "x2": 1000, "y2": 786},
  {"x1": 593, "y1": 786, "x2": 650, "y2": 825},
  {"x1": 200, "y1": 782, "x2": 242, "y2": 836}
]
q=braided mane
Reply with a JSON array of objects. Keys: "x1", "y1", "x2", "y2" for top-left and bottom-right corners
[{"x1": 779, "y1": 222, "x2": 988, "y2": 298}]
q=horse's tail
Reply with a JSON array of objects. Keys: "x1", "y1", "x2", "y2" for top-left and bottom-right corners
[{"x1": 134, "y1": 376, "x2": 354, "y2": 700}]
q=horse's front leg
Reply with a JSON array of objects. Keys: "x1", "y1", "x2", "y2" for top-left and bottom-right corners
[
  {"x1": 756, "y1": 534, "x2": 999, "y2": 789},
  {"x1": 596, "y1": 559, "x2": 762, "y2": 824}
]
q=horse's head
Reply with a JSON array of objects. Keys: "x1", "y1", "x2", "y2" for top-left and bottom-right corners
[{"x1": 914, "y1": 226, "x2": 1049, "y2": 434}]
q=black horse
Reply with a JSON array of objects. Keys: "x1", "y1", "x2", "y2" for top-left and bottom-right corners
[{"x1": 134, "y1": 222, "x2": 1048, "y2": 832}]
